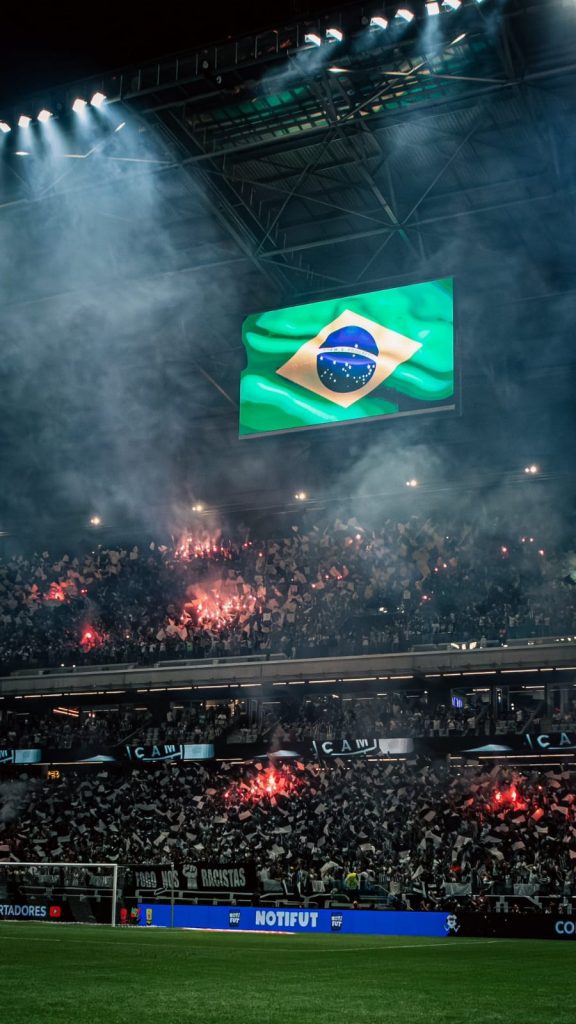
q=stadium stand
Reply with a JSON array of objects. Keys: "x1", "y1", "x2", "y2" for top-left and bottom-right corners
[
  {"x1": 1, "y1": 513, "x2": 575, "y2": 674},
  {"x1": 1, "y1": 759, "x2": 575, "y2": 907}
]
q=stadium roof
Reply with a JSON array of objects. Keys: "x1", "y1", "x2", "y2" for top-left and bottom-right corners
[{"x1": 0, "y1": 0, "x2": 575, "y2": 530}]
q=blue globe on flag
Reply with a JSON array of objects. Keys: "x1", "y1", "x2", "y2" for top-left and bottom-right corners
[{"x1": 317, "y1": 325, "x2": 379, "y2": 394}]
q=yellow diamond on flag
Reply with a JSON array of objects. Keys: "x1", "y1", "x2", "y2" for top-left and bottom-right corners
[{"x1": 275, "y1": 309, "x2": 422, "y2": 409}]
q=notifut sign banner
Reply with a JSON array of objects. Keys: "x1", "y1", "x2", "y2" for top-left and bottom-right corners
[
  {"x1": 138, "y1": 903, "x2": 449, "y2": 936},
  {"x1": 239, "y1": 278, "x2": 455, "y2": 437}
]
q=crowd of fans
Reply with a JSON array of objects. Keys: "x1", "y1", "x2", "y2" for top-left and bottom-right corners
[
  {"x1": 0, "y1": 702, "x2": 237, "y2": 751},
  {"x1": 1, "y1": 513, "x2": 575, "y2": 673},
  {"x1": 4, "y1": 692, "x2": 575, "y2": 752},
  {"x1": 1, "y1": 759, "x2": 575, "y2": 903}
]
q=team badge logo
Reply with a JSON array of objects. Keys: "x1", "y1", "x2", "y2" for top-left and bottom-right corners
[
  {"x1": 444, "y1": 913, "x2": 460, "y2": 936},
  {"x1": 276, "y1": 310, "x2": 422, "y2": 409}
]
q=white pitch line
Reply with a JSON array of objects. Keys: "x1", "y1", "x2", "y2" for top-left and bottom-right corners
[{"x1": 0, "y1": 934, "x2": 502, "y2": 953}]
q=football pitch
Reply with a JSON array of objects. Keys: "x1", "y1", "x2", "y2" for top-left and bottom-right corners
[{"x1": 1, "y1": 923, "x2": 574, "y2": 1024}]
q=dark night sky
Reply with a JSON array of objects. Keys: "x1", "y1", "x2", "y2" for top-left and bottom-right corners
[{"x1": 0, "y1": 2, "x2": 340, "y2": 101}]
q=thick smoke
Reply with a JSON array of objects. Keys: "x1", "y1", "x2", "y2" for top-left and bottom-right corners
[
  {"x1": 0, "y1": 113, "x2": 264, "y2": 537},
  {"x1": 0, "y1": 780, "x2": 32, "y2": 823}
]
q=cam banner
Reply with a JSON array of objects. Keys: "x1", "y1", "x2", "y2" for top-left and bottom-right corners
[{"x1": 239, "y1": 278, "x2": 455, "y2": 436}]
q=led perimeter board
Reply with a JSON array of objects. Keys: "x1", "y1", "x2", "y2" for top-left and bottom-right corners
[{"x1": 239, "y1": 277, "x2": 455, "y2": 437}]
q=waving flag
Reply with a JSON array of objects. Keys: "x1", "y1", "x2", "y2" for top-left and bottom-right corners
[{"x1": 239, "y1": 277, "x2": 454, "y2": 436}]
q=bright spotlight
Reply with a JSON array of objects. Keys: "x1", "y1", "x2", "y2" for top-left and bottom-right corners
[
  {"x1": 426, "y1": 1, "x2": 441, "y2": 13},
  {"x1": 370, "y1": 15, "x2": 389, "y2": 30},
  {"x1": 396, "y1": 8, "x2": 415, "y2": 22},
  {"x1": 304, "y1": 32, "x2": 322, "y2": 46},
  {"x1": 326, "y1": 27, "x2": 343, "y2": 42},
  {"x1": 37, "y1": 109, "x2": 52, "y2": 123},
  {"x1": 406, "y1": 479, "x2": 419, "y2": 488},
  {"x1": 72, "y1": 98, "x2": 87, "y2": 113},
  {"x1": 294, "y1": 491, "x2": 308, "y2": 502},
  {"x1": 442, "y1": 0, "x2": 462, "y2": 8},
  {"x1": 0, "y1": 121, "x2": 10, "y2": 134},
  {"x1": 89, "y1": 515, "x2": 102, "y2": 527},
  {"x1": 14, "y1": 150, "x2": 30, "y2": 156},
  {"x1": 524, "y1": 464, "x2": 539, "y2": 475},
  {"x1": 192, "y1": 503, "x2": 204, "y2": 513},
  {"x1": 114, "y1": 121, "x2": 126, "y2": 132},
  {"x1": 18, "y1": 115, "x2": 31, "y2": 128},
  {"x1": 90, "y1": 91, "x2": 107, "y2": 108}
]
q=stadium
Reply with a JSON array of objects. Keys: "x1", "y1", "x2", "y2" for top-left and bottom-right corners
[{"x1": 1, "y1": 1, "x2": 576, "y2": 1021}]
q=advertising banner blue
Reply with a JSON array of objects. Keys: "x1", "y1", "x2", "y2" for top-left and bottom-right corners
[{"x1": 137, "y1": 903, "x2": 449, "y2": 937}]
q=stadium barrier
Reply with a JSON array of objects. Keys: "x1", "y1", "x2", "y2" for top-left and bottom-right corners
[
  {"x1": 136, "y1": 904, "x2": 576, "y2": 939},
  {"x1": 3, "y1": 731, "x2": 576, "y2": 768}
]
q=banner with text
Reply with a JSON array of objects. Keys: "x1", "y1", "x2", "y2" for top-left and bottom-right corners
[{"x1": 128, "y1": 862, "x2": 257, "y2": 894}]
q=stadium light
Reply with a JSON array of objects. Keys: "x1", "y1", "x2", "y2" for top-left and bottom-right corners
[
  {"x1": 294, "y1": 491, "x2": 308, "y2": 501},
  {"x1": 72, "y1": 98, "x2": 87, "y2": 113},
  {"x1": 304, "y1": 32, "x2": 322, "y2": 46},
  {"x1": 326, "y1": 27, "x2": 344, "y2": 42},
  {"x1": 406, "y1": 479, "x2": 419, "y2": 488},
  {"x1": 524, "y1": 464, "x2": 539, "y2": 475},
  {"x1": 14, "y1": 150, "x2": 30, "y2": 156},
  {"x1": 89, "y1": 515, "x2": 102, "y2": 526},
  {"x1": 114, "y1": 121, "x2": 126, "y2": 132},
  {"x1": 426, "y1": 2, "x2": 441, "y2": 14},
  {"x1": 18, "y1": 115, "x2": 31, "y2": 128},
  {"x1": 370, "y1": 15, "x2": 388, "y2": 30},
  {"x1": 396, "y1": 9, "x2": 415, "y2": 22},
  {"x1": 90, "y1": 91, "x2": 107, "y2": 108},
  {"x1": 0, "y1": 121, "x2": 10, "y2": 134},
  {"x1": 442, "y1": 0, "x2": 462, "y2": 9},
  {"x1": 37, "y1": 109, "x2": 52, "y2": 123},
  {"x1": 451, "y1": 33, "x2": 467, "y2": 44},
  {"x1": 192, "y1": 503, "x2": 204, "y2": 512}
]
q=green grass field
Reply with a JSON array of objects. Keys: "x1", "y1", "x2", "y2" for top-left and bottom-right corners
[{"x1": 1, "y1": 923, "x2": 574, "y2": 1024}]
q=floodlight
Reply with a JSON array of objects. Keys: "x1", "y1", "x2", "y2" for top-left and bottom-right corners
[
  {"x1": 304, "y1": 32, "x2": 322, "y2": 46},
  {"x1": 14, "y1": 150, "x2": 29, "y2": 156},
  {"x1": 370, "y1": 15, "x2": 389, "y2": 29},
  {"x1": 426, "y1": 1, "x2": 441, "y2": 13},
  {"x1": 72, "y1": 98, "x2": 87, "y2": 113},
  {"x1": 396, "y1": 8, "x2": 415, "y2": 22},
  {"x1": 89, "y1": 515, "x2": 101, "y2": 526},
  {"x1": 37, "y1": 109, "x2": 52, "y2": 123},
  {"x1": 294, "y1": 491, "x2": 308, "y2": 501},
  {"x1": 192, "y1": 503, "x2": 204, "y2": 512},
  {"x1": 18, "y1": 115, "x2": 31, "y2": 128},
  {"x1": 90, "y1": 91, "x2": 107, "y2": 108},
  {"x1": 114, "y1": 121, "x2": 126, "y2": 132},
  {"x1": 442, "y1": 0, "x2": 462, "y2": 9},
  {"x1": 326, "y1": 27, "x2": 343, "y2": 42},
  {"x1": 451, "y1": 33, "x2": 467, "y2": 44},
  {"x1": 0, "y1": 121, "x2": 10, "y2": 134},
  {"x1": 406, "y1": 479, "x2": 419, "y2": 488}
]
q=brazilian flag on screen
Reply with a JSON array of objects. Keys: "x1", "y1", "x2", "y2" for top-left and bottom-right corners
[{"x1": 239, "y1": 277, "x2": 455, "y2": 437}]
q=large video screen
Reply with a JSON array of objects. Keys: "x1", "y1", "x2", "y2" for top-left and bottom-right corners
[{"x1": 239, "y1": 277, "x2": 455, "y2": 437}]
